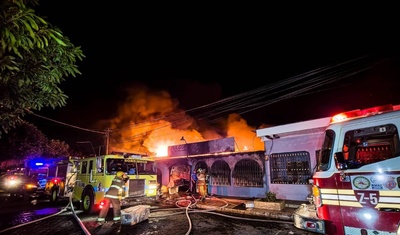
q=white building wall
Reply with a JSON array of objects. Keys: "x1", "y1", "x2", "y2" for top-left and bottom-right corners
[{"x1": 263, "y1": 132, "x2": 325, "y2": 201}]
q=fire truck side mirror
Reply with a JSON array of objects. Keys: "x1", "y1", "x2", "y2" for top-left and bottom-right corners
[{"x1": 334, "y1": 152, "x2": 348, "y2": 170}]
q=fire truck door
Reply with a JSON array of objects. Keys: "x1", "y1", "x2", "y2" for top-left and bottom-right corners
[{"x1": 336, "y1": 128, "x2": 353, "y2": 233}]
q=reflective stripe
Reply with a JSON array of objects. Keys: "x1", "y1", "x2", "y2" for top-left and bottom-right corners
[
  {"x1": 105, "y1": 195, "x2": 120, "y2": 199},
  {"x1": 110, "y1": 185, "x2": 123, "y2": 190},
  {"x1": 97, "y1": 218, "x2": 105, "y2": 222},
  {"x1": 113, "y1": 217, "x2": 121, "y2": 221}
]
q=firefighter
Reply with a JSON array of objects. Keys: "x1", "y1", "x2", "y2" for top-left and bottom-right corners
[
  {"x1": 196, "y1": 168, "x2": 207, "y2": 202},
  {"x1": 191, "y1": 169, "x2": 198, "y2": 195},
  {"x1": 96, "y1": 171, "x2": 129, "y2": 227}
]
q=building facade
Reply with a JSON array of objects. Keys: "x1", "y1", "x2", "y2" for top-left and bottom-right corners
[
  {"x1": 155, "y1": 150, "x2": 267, "y2": 198},
  {"x1": 156, "y1": 117, "x2": 331, "y2": 201},
  {"x1": 256, "y1": 117, "x2": 330, "y2": 201}
]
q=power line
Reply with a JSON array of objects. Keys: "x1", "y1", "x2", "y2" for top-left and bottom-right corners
[
  {"x1": 24, "y1": 55, "x2": 389, "y2": 148},
  {"x1": 26, "y1": 110, "x2": 106, "y2": 135}
]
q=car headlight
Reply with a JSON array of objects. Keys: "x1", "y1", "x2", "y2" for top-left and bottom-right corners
[{"x1": 6, "y1": 178, "x2": 21, "y2": 187}]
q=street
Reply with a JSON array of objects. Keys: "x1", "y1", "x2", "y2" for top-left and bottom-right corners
[{"x1": 0, "y1": 197, "x2": 318, "y2": 235}]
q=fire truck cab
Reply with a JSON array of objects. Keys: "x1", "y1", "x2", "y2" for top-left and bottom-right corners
[
  {"x1": 43, "y1": 158, "x2": 78, "y2": 202},
  {"x1": 25, "y1": 157, "x2": 67, "y2": 194},
  {"x1": 294, "y1": 104, "x2": 400, "y2": 235},
  {"x1": 72, "y1": 153, "x2": 158, "y2": 214}
]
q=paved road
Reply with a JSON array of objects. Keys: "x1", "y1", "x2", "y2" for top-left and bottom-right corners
[{"x1": 0, "y1": 197, "x2": 318, "y2": 235}]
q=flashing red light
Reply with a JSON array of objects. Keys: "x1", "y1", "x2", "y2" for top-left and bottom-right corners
[
  {"x1": 360, "y1": 104, "x2": 393, "y2": 115},
  {"x1": 99, "y1": 200, "x2": 106, "y2": 209},
  {"x1": 331, "y1": 109, "x2": 361, "y2": 123},
  {"x1": 331, "y1": 104, "x2": 395, "y2": 123},
  {"x1": 52, "y1": 178, "x2": 61, "y2": 184}
]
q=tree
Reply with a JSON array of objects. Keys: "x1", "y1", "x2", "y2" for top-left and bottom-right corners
[
  {"x1": 0, "y1": 121, "x2": 47, "y2": 160},
  {"x1": 43, "y1": 139, "x2": 70, "y2": 158},
  {"x1": 0, "y1": 121, "x2": 73, "y2": 161},
  {"x1": 0, "y1": 0, "x2": 85, "y2": 137}
]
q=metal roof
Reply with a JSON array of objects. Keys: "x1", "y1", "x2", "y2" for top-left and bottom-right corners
[{"x1": 256, "y1": 117, "x2": 331, "y2": 140}]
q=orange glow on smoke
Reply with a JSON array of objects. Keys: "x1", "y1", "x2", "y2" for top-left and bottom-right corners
[{"x1": 101, "y1": 84, "x2": 265, "y2": 157}]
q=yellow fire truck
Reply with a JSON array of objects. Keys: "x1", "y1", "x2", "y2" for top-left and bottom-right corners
[{"x1": 72, "y1": 153, "x2": 158, "y2": 214}]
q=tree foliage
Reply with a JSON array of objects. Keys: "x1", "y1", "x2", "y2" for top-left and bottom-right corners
[
  {"x1": 0, "y1": 0, "x2": 85, "y2": 137},
  {"x1": 0, "y1": 121, "x2": 71, "y2": 160},
  {"x1": 44, "y1": 139, "x2": 70, "y2": 158},
  {"x1": 0, "y1": 121, "x2": 47, "y2": 160}
]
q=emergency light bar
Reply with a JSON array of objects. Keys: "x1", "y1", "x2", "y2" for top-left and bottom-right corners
[
  {"x1": 331, "y1": 104, "x2": 395, "y2": 123},
  {"x1": 129, "y1": 155, "x2": 142, "y2": 159}
]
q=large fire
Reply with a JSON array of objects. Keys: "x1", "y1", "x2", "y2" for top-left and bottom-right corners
[{"x1": 99, "y1": 84, "x2": 265, "y2": 157}]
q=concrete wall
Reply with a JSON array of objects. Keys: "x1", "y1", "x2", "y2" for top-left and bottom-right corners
[
  {"x1": 209, "y1": 184, "x2": 266, "y2": 198},
  {"x1": 264, "y1": 132, "x2": 325, "y2": 201}
]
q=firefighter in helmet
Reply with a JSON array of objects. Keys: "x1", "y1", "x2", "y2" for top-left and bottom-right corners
[
  {"x1": 97, "y1": 171, "x2": 129, "y2": 227},
  {"x1": 196, "y1": 168, "x2": 207, "y2": 202}
]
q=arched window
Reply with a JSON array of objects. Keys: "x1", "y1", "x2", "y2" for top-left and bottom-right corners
[
  {"x1": 232, "y1": 159, "x2": 263, "y2": 187},
  {"x1": 210, "y1": 160, "x2": 231, "y2": 186}
]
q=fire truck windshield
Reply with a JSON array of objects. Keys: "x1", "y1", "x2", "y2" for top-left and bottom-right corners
[
  {"x1": 317, "y1": 129, "x2": 335, "y2": 171},
  {"x1": 341, "y1": 124, "x2": 398, "y2": 169},
  {"x1": 105, "y1": 158, "x2": 156, "y2": 175},
  {"x1": 317, "y1": 124, "x2": 399, "y2": 171}
]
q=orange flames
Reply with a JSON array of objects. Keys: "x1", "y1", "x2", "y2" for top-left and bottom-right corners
[{"x1": 99, "y1": 84, "x2": 265, "y2": 157}]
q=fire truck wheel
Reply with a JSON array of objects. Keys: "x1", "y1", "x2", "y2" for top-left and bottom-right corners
[
  {"x1": 81, "y1": 189, "x2": 95, "y2": 214},
  {"x1": 50, "y1": 188, "x2": 58, "y2": 202}
]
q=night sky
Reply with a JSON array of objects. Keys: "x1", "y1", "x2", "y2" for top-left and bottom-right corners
[{"x1": 25, "y1": 2, "x2": 400, "y2": 153}]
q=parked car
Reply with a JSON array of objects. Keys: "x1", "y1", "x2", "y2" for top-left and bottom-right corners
[{"x1": 0, "y1": 172, "x2": 39, "y2": 201}]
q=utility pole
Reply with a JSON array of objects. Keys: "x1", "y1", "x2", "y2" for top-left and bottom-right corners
[{"x1": 105, "y1": 128, "x2": 111, "y2": 155}]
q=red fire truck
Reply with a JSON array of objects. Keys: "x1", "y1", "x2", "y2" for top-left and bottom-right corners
[
  {"x1": 294, "y1": 104, "x2": 400, "y2": 235},
  {"x1": 42, "y1": 157, "x2": 78, "y2": 202},
  {"x1": 25, "y1": 157, "x2": 78, "y2": 202}
]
